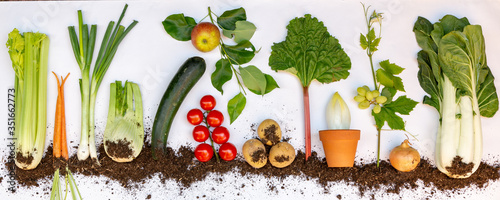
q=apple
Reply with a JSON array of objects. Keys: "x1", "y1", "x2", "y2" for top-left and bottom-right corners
[{"x1": 191, "y1": 22, "x2": 221, "y2": 52}]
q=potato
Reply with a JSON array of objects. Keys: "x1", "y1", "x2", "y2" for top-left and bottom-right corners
[
  {"x1": 258, "y1": 119, "x2": 282, "y2": 146},
  {"x1": 242, "y1": 139, "x2": 267, "y2": 168},
  {"x1": 269, "y1": 142, "x2": 295, "y2": 168}
]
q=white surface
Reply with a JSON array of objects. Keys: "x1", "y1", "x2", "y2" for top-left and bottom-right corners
[{"x1": 0, "y1": 0, "x2": 499, "y2": 199}]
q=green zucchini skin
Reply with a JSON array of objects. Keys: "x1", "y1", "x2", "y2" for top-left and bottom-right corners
[{"x1": 152, "y1": 56, "x2": 206, "y2": 159}]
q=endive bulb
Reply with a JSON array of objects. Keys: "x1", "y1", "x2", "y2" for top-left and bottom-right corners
[{"x1": 326, "y1": 92, "x2": 351, "y2": 129}]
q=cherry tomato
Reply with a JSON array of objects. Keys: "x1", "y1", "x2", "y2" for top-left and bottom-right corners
[
  {"x1": 219, "y1": 142, "x2": 237, "y2": 161},
  {"x1": 194, "y1": 143, "x2": 213, "y2": 162},
  {"x1": 200, "y1": 95, "x2": 216, "y2": 111},
  {"x1": 192, "y1": 125, "x2": 210, "y2": 142},
  {"x1": 206, "y1": 110, "x2": 223, "y2": 127},
  {"x1": 211, "y1": 126, "x2": 230, "y2": 144},
  {"x1": 187, "y1": 109, "x2": 204, "y2": 125}
]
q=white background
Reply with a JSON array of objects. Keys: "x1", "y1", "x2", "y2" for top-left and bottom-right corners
[{"x1": 0, "y1": 0, "x2": 499, "y2": 199}]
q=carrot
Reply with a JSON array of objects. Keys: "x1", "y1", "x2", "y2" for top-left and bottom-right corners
[
  {"x1": 52, "y1": 72, "x2": 62, "y2": 159},
  {"x1": 52, "y1": 72, "x2": 70, "y2": 160},
  {"x1": 60, "y1": 73, "x2": 70, "y2": 160}
]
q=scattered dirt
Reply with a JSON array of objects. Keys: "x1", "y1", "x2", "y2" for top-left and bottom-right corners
[
  {"x1": 446, "y1": 156, "x2": 474, "y2": 176},
  {"x1": 13, "y1": 144, "x2": 500, "y2": 197},
  {"x1": 105, "y1": 139, "x2": 134, "y2": 159}
]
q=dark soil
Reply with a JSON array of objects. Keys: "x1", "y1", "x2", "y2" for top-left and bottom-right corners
[
  {"x1": 261, "y1": 124, "x2": 280, "y2": 145},
  {"x1": 105, "y1": 139, "x2": 134, "y2": 159},
  {"x1": 446, "y1": 156, "x2": 474, "y2": 176},
  {"x1": 15, "y1": 151, "x2": 33, "y2": 168},
  {"x1": 274, "y1": 155, "x2": 290, "y2": 163},
  {"x1": 13, "y1": 144, "x2": 500, "y2": 197},
  {"x1": 250, "y1": 149, "x2": 266, "y2": 163}
]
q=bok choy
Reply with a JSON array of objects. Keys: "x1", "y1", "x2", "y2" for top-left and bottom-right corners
[
  {"x1": 6, "y1": 29, "x2": 49, "y2": 170},
  {"x1": 414, "y1": 15, "x2": 498, "y2": 178},
  {"x1": 103, "y1": 81, "x2": 144, "y2": 162}
]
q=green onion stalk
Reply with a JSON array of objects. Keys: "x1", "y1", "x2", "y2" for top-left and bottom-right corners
[{"x1": 68, "y1": 4, "x2": 138, "y2": 164}]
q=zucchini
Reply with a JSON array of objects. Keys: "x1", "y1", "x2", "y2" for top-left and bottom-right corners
[{"x1": 152, "y1": 56, "x2": 206, "y2": 159}]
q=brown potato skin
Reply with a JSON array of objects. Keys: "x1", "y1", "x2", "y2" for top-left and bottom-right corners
[
  {"x1": 258, "y1": 119, "x2": 282, "y2": 146},
  {"x1": 242, "y1": 139, "x2": 267, "y2": 168},
  {"x1": 269, "y1": 142, "x2": 295, "y2": 168}
]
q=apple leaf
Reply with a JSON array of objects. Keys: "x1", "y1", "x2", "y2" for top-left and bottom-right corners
[
  {"x1": 211, "y1": 59, "x2": 233, "y2": 94},
  {"x1": 227, "y1": 92, "x2": 246, "y2": 124},
  {"x1": 264, "y1": 74, "x2": 279, "y2": 94},
  {"x1": 223, "y1": 21, "x2": 257, "y2": 43},
  {"x1": 217, "y1": 7, "x2": 246, "y2": 31},
  {"x1": 221, "y1": 40, "x2": 256, "y2": 65},
  {"x1": 162, "y1": 14, "x2": 197, "y2": 41},
  {"x1": 239, "y1": 65, "x2": 267, "y2": 95}
]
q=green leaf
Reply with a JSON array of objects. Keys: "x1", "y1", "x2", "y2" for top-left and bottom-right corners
[
  {"x1": 162, "y1": 14, "x2": 197, "y2": 41},
  {"x1": 263, "y1": 74, "x2": 279, "y2": 94},
  {"x1": 211, "y1": 59, "x2": 233, "y2": 94},
  {"x1": 359, "y1": 34, "x2": 368, "y2": 50},
  {"x1": 217, "y1": 7, "x2": 246, "y2": 31},
  {"x1": 381, "y1": 87, "x2": 396, "y2": 104},
  {"x1": 239, "y1": 65, "x2": 267, "y2": 95},
  {"x1": 269, "y1": 14, "x2": 351, "y2": 87},
  {"x1": 379, "y1": 60, "x2": 404, "y2": 75},
  {"x1": 384, "y1": 95, "x2": 418, "y2": 115},
  {"x1": 372, "y1": 37, "x2": 381, "y2": 49},
  {"x1": 477, "y1": 68, "x2": 498, "y2": 117},
  {"x1": 367, "y1": 28, "x2": 376, "y2": 42},
  {"x1": 222, "y1": 21, "x2": 257, "y2": 43},
  {"x1": 227, "y1": 92, "x2": 246, "y2": 124},
  {"x1": 376, "y1": 69, "x2": 394, "y2": 88},
  {"x1": 373, "y1": 107, "x2": 405, "y2": 130},
  {"x1": 221, "y1": 40, "x2": 255, "y2": 65}
]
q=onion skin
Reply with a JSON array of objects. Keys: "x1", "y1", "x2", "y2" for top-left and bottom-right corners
[{"x1": 389, "y1": 140, "x2": 420, "y2": 172}]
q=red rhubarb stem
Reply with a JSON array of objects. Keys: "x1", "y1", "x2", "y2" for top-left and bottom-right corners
[{"x1": 303, "y1": 86, "x2": 311, "y2": 161}]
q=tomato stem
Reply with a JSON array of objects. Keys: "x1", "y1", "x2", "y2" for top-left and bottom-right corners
[{"x1": 203, "y1": 111, "x2": 220, "y2": 163}]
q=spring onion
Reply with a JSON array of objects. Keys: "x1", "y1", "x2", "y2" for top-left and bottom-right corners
[{"x1": 68, "y1": 4, "x2": 138, "y2": 163}]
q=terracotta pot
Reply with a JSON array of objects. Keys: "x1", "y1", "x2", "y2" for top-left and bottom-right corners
[{"x1": 319, "y1": 129, "x2": 360, "y2": 167}]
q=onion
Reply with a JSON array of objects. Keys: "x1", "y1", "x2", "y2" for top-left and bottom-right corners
[{"x1": 389, "y1": 139, "x2": 420, "y2": 172}]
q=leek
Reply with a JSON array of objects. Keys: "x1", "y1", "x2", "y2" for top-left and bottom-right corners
[
  {"x1": 68, "y1": 4, "x2": 138, "y2": 163},
  {"x1": 103, "y1": 81, "x2": 144, "y2": 162},
  {"x1": 6, "y1": 29, "x2": 49, "y2": 170},
  {"x1": 414, "y1": 15, "x2": 498, "y2": 178}
]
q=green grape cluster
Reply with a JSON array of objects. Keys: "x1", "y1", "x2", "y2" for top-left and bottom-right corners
[{"x1": 354, "y1": 86, "x2": 387, "y2": 113}]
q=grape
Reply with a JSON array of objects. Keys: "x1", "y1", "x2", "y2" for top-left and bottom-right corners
[
  {"x1": 358, "y1": 100, "x2": 370, "y2": 109},
  {"x1": 376, "y1": 96, "x2": 387, "y2": 104},
  {"x1": 372, "y1": 90, "x2": 380, "y2": 98},
  {"x1": 354, "y1": 95, "x2": 365, "y2": 102},
  {"x1": 373, "y1": 104, "x2": 381, "y2": 114},
  {"x1": 357, "y1": 87, "x2": 367, "y2": 96},
  {"x1": 366, "y1": 91, "x2": 374, "y2": 100}
]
